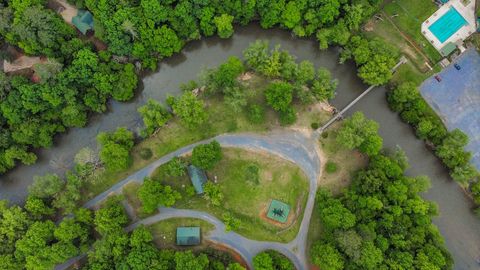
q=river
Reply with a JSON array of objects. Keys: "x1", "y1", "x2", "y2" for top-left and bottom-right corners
[{"x1": 1, "y1": 24, "x2": 479, "y2": 269}]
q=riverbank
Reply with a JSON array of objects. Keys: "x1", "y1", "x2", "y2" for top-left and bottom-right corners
[{"x1": 2, "y1": 25, "x2": 480, "y2": 269}]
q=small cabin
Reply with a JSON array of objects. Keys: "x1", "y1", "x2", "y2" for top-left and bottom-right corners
[
  {"x1": 176, "y1": 227, "x2": 201, "y2": 246},
  {"x1": 187, "y1": 165, "x2": 208, "y2": 194},
  {"x1": 72, "y1": 10, "x2": 94, "y2": 35}
]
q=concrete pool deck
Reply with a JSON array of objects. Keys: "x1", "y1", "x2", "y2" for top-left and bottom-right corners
[
  {"x1": 421, "y1": 0, "x2": 476, "y2": 56},
  {"x1": 420, "y1": 48, "x2": 480, "y2": 169}
]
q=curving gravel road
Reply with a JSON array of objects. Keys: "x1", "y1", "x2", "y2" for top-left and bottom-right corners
[{"x1": 68, "y1": 131, "x2": 322, "y2": 270}]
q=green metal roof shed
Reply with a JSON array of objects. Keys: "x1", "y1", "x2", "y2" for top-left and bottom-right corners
[
  {"x1": 440, "y1": 42, "x2": 457, "y2": 57},
  {"x1": 266, "y1": 199, "x2": 291, "y2": 223},
  {"x1": 176, "y1": 227, "x2": 201, "y2": 246},
  {"x1": 187, "y1": 165, "x2": 208, "y2": 194},
  {"x1": 72, "y1": 10, "x2": 94, "y2": 35}
]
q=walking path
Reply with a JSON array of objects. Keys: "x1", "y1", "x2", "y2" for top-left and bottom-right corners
[
  {"x1": 62, "y1": 130, "x2": 321, "y2": 270},
  {"x1": 314, "y1": 57, "x2": 407, "y2": 136}
]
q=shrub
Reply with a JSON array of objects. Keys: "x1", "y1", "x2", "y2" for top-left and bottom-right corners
[
  {"x1": 164, "y1": 157, "x2": 186, "y2": 177},
  {"x1": 311, "y1": 122, "x2": 319, "y2": 129},
  {"x1": 326, "y1": 161, "x2": 338, "y2": 174},
  {"x1": 279, "y1": 107, "x2": 297, "y2": 126},
  {"x1": 247, "y1": 104, "x2": 265, "y2": 124},
  {"x1": 191, "y1": 141, "x2": 223, "y2": 170},
  {"x1": 245, "y1": 163, "x2": 260, "y2": 185},
  {"x1": 139, "y1": 148, "x2": 153, "y2": 160}
]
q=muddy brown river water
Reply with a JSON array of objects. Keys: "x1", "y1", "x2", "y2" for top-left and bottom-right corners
[{"x1": 1, "y1": 24, "x2": 479, "y2": 269}]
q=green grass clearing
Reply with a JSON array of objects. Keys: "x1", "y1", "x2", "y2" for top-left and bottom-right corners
[
  {"x1": 318, "y1": 123, "x2": 368, "y2": 194},
  {"x1": 153, "y1": 148, "x2": 310, "y2": 243},
  {"x1": 383, "y1": 0, "x2": 441, "y2": 63},
  {"x1": 148, "y1": 218, "x2": 215, "y2": 249},
  {"x1": 83, "y1": 73, "x2": 331, "y2": 200}
]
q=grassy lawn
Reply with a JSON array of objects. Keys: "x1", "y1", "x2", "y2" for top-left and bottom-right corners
[
  {"x1": 83, "y1": 73, "x2": 330, "y2": 200},
  {"x1": 152, "y1": 148, "x2": 310, "y2": 243},
  {"x1": 317, "y1": 123, "x2": 368, "y2": 194},
  {"x1": 148, "y1": 218, "x2": 215, "y2": 249},
  {"x1": 383, "y1": 0, "x2": 441, "y2": 62},
  {"x1": 364, "y1": 0, "x2": 441, "y2": 74}
]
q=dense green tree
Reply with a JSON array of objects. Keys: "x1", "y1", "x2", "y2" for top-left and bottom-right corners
[
  {"x1": 97, "y1": 127, "x2": 134, "y2": 172},
  {"x1": 265, "y1": 82, "x2": 293, "y2": 112},
  {"x1": 52, "y1": 172, "x2": 83, "y2": 214},
  {"x1": 164, "y1": 157, "x2": 187, "y2": 177},
  {"x1": 336, "y1": 112, "x2": 383, "y2": 156},
  {"x1": 207, "y1": 56, "x2": 244, "y2": 93},
  {"x1": 214, "y1": 14, "x2": 234, "y2": 38},
  {"x1": 169, "y1": 92, "x2": 207, "y2": 128},
  {"x1": 24, "y1": 196, "x2": 54, "y2": 219},
  {"x1": 137, "y1": 177, "x2": 181, "y2": 214},
  {"x1": 94, "y1": 196, "x2": 129, "y2": 236},
  {"x1": 252, "y1": 252, "x2": 273, "y2": 270},
  {"x1": 28, "y1": 174, "x2": 64, "y2": 199},
  {"x1": 311, "y1": 243, "x2": 344, "y2": 270},
  {"x1": 191, "y1": 140, "x2": 223, "y2": 170},
  {"x1": 175, "y1": 250, "x2": 209, "y2": 270},
  {"x1": 138, "y1": 99, "x2": 172, "y2": 136},
  {"x1": 222, "y1": 212, "x2": 241, "y2": 232}
]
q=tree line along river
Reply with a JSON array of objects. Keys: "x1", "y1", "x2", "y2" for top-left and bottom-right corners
[{"x1": 0, "y1": 24, "x2": 479, "y2": 269}]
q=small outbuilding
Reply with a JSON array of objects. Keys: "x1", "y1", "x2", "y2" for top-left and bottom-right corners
[
  {"x1": 72, "y1": 10, "x2": 94, "y2": 35},
  {"x1": 266, "y1": 199, "x2": 290, "y2": 223},
  {"x1": 176, "y1": 227, "x2": 201, "y2": 246},
  {"x1": 187, "y1": 165, "x2": 208, "y2": 194}
]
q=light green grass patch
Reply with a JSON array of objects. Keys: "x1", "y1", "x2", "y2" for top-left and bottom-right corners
[
  {"x1": 173, "y1": 148, "x2": 309, "y2": 243},
  {"x1": 148, "y1": 218, "x2": 215, "y2": 248}
]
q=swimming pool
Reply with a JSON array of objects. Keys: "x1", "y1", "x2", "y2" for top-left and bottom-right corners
[{"x1": 429, "y1": 7, "x2": 468, "y2": 43}]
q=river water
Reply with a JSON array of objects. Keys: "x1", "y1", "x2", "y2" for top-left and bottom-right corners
[{"x1": 1, "y1": 24, "x2": 479, "y2": 269}]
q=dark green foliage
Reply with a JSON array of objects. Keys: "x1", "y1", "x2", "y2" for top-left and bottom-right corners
[
  {"x1": 97, "y1": 127, "x2": 135, "y2": 172},
  {"x1": 245, "y1": 163, "x2": 260, "y2": 185},
  {"x1": 341, "y1": 36, "x2": 399, "y2": 85},
  {"x1": 139, "y1": 148, "x2": 153, "y2": 160},
  {"x1": 164, "y1": 157, "x2": 186, "y2": 177},
  {"x1": 203, "y1": 182, "x2": 224, "y2": 206},
  {"x1": 137, "y1": 177, "x2": 182, "y2": 214},
  {"x1": 388, "y1": 82, "x2": 477, "y2": 185},
  {"x1": 191, "y1": 140, "x2": 222, "y2": 170},
  {"x1": 94, "y1": 196, "x2": 129, "y2": 235},
  {"x1": 265, "y1": 82, "x2": 293, "y2": 112},
  {"x1": 0, "y1": 0, "x2": 378, "y2": 175},
  {"x1": 311, "y1": 114, "x2": 452, "y2": 270},
  {"x1": 206, "y1": 56, "x2": 245, "y2": 94},
  {"x1": 169, "y1": 92, "x2": 207, "y2": 129},
  {"x1": 279, "y1": 107, "x2": 297, "y2": 126},
  {"x1": 222, "y1": 212, "x2": 241, "y2": 232},
  {"x1": 337, "y1": 112, "x2": 383, "y2": 156},
  {"x1": 138, "y1": 99, "x2": 172, "y2": 137},
  {"x1": 247, "y1": 104, "x2": 265, "y2": 124},
  {"x1": 253, "y1": 250, "x2": 295, "y2": 270},
  {"x1": 311, "y1": 122, "x2": 319, "y2": 130},
  {"x1": 325, "y1": 161, "x2": 338, "y2": 174}
]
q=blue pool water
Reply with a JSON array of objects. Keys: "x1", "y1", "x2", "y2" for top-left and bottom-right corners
[{"x1": 429, "y1": 7, "x2": 468, "y2": 43}]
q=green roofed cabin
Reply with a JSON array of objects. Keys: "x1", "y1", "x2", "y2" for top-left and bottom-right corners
[
  {"x1": 187, "y1": 165, "x2": 208, "y2": 194},
  {"x1": 72, "y1": 10, "x2": 94, "y2": 35},
  {"x1": 176, "y1": 227, "x2": 201, "y2": 246},
  {"x1": 266, "y1": 199, "x2": 290, "y2": 223},
  {"x1": 440, "y1": 42, "x2": 457, "y2": 57}
]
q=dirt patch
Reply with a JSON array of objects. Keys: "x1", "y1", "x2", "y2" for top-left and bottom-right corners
[
  {"x1": 206, "y1": 241, "x2": 250, "y2": 269},
  {"x1": 51, "y1": 0, "x2": 78, "y2": 24},
  {"x1": 261, "y1": 170, "x2": 273, "y2": 182}
]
